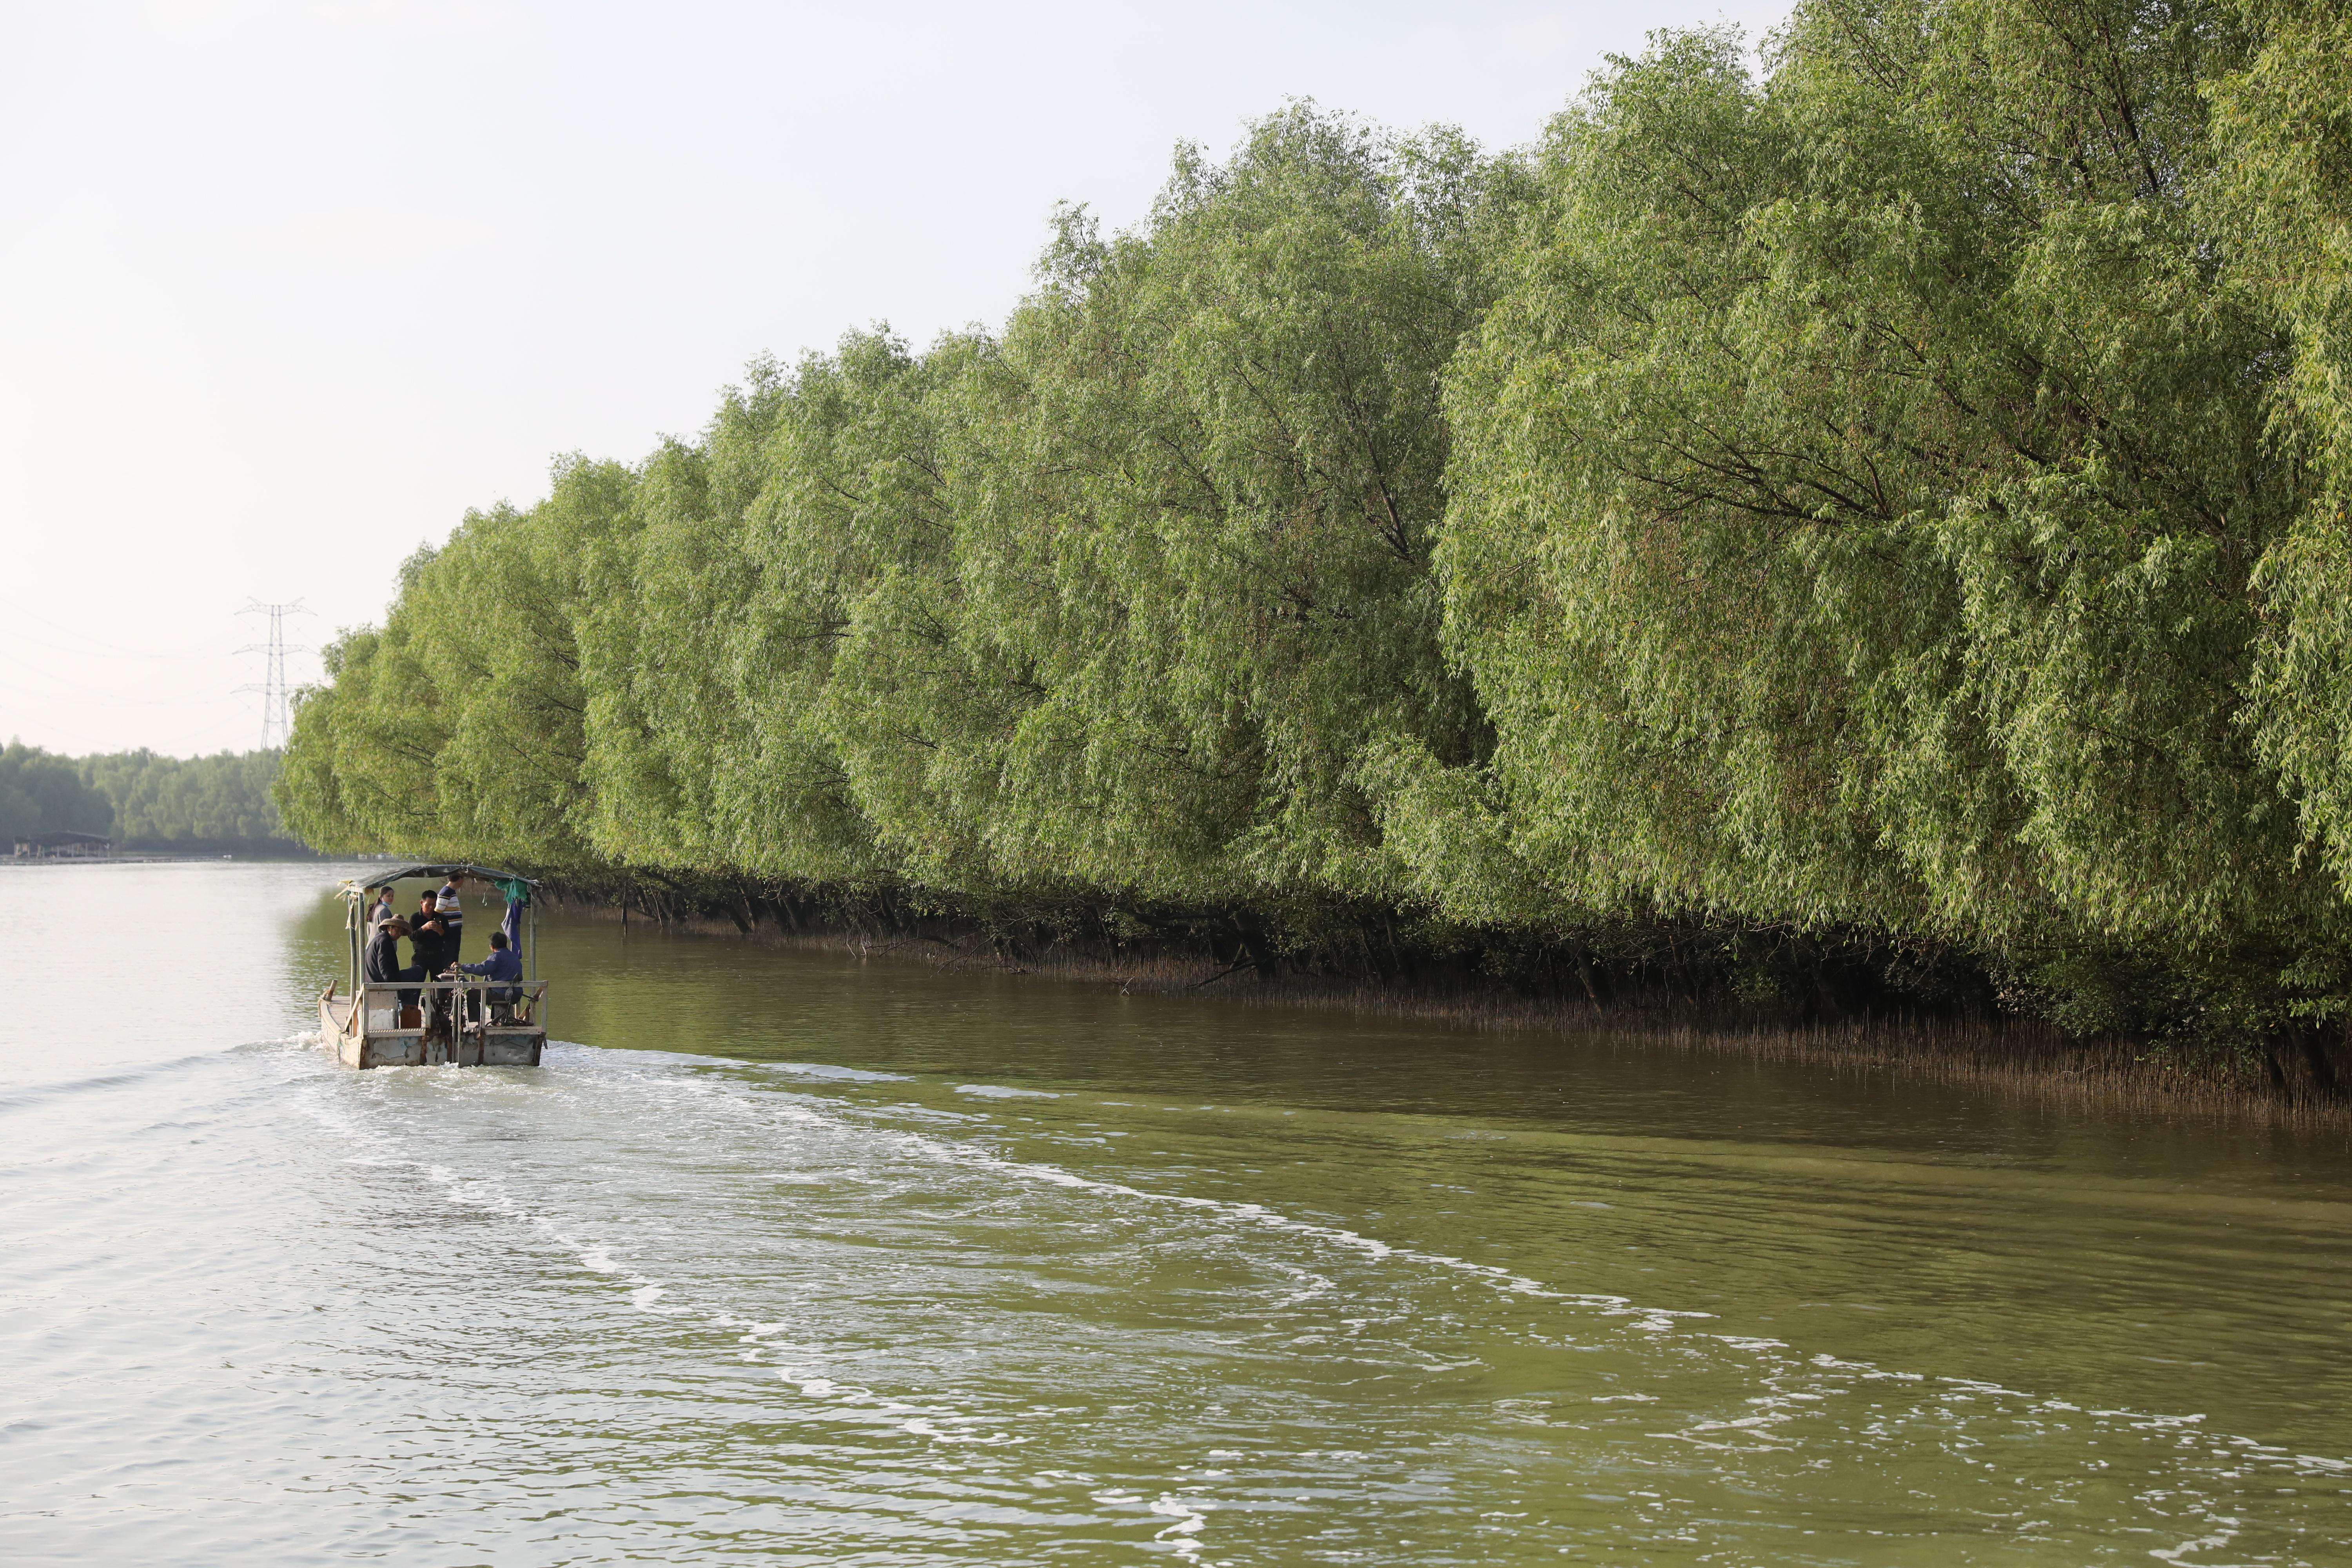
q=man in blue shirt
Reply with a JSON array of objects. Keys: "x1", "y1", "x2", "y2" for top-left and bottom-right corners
[{"x1": 448, "y1": 929, "x2": 523, "y2": 1019}]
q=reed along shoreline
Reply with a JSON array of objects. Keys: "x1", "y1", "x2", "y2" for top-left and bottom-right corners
[{"x1": 538, "y1": 879, "x2": 2352, "y2": 1131}]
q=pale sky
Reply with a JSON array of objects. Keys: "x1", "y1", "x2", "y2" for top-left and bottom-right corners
[{"x1": 0, "y1": 0, "x2": 1786, "y2": 758}]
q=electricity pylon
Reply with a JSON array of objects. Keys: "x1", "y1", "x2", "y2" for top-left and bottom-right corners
[{"x1": 236, "y1": 599, "x2": 312, "y2": 750}]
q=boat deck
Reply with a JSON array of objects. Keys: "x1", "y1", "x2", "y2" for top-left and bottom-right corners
[{"x1": 321, "y1": 981, "x2": 547, "y2": 1069}]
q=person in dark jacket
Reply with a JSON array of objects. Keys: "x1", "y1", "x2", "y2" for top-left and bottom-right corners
[
  {"x1": 364, "y1": 917, "x2": 420, "y2": 1011},
  {"x1": 411, "y1": 893, "x2": 453, "y2": 974},
  {"x1": 403, "y1": 893, "x2": 459, "y2": 1029}
]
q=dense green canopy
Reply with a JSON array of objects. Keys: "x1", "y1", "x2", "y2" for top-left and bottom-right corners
[
  {"x1": 0, "y1": 743, "x2": 113, "y2": 846},
  {"x1": 281, "y1": 0, "x2": 2352, "y2": 1047},
  {"x1": 2, "y1": 746, "x2": 298, "y2": 849},
  {"x1": 83, "y1": 749, "x2": 295, "y2": 845}
]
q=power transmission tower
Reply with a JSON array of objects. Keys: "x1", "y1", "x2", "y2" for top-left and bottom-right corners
[{"x1": 236, "y1": 599, "x2": 312, "y2": 750}]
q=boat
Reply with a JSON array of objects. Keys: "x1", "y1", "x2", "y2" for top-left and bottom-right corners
[{"x1": 318, "y1": 862, "x2": 549, "y2": 1069}]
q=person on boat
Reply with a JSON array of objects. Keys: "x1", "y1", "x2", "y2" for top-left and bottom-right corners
[
  {"x1": 448, "y1": 929, "x2": 523, "y2": 1019},
  {"x1": 435, "y1": 876, "x2": 465, "y2": 962},
  {"x1": 365, "y1": 916, "x2": 421, "y2": 1011},
  {"x1": 407, "y1": 892, "x2": 457, "y2": 1026},
  {"x1": 410, "y1": 891, "x2": 452, "y2": 971},
  {"x1": 368, "y1": 886, "x2": 396, "y2": 931}
]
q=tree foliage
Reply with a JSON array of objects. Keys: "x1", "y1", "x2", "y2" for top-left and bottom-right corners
[
  {"x1": 281, "y1": 9, "x2": 2352, "y2": 1045},
  {"x1": 1, "y1": 745, "x2": 299, "y2": 849},
  {"x1": 1400, "y1": 0, "x2": 2326, "y2": 1032},
  {"x1": 81, "y1": 749, "x2": 294, "y2": 844},
  {"x1": 0, "y1": 743, "x2": 113, "y2": 845}
]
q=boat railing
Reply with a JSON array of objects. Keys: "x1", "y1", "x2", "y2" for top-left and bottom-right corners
[{"x1": 338, "y1": 979, "x2": 550, "y2": 1036}]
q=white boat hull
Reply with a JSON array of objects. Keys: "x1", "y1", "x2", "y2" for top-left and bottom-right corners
[{"x1": 321, "y1": 989, "x2": 545, "y2": 1069}]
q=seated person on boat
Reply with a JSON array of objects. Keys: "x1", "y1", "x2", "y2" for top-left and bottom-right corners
[
  {"x1": 365, "y1": 916, "x2": 420, "y2": 1008},
  {"x1": 448, "y1": 930, "x2": 523, "y2": 1019}
]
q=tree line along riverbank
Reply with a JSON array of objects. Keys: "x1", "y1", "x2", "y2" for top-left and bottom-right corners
[
  {"x1": 2, "y1": 742, "x2": 310, "y2": 857},
  {"x1": 281, "y1": 0, "x2": 2352, "y2": 1094}
]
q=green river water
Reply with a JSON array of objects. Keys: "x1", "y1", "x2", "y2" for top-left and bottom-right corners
[{"x1": 3, "y1": 861, "x2": 2348, "y2": 1563}]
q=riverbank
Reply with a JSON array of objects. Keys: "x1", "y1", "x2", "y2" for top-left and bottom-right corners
[{"x1": 543, "y1": 889, "x2": 2352, "y2": 1130}]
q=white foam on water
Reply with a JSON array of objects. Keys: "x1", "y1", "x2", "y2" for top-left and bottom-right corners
[
  {"x1": 1150, "y1": 1492, "x2": 1211, "y2": 1561},
  {"x1": 822, "y1": 1100, "x2": 1590, "y2": 1307},
  {"x1": 768, "y1": 1062, "x2": 912, "y2": 1082},
  {"x1": 289, "y1": 1040, "x2": 2351, "y2": 1563}
]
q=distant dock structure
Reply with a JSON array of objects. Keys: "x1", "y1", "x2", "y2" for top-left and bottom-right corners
[{"x1": 12, "y1": 831, "x2": 114, "y2": 859}]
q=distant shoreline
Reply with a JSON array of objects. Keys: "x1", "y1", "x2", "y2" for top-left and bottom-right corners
[{"x1": 2, "y1": 850, "x2": 323, "y2": 866}]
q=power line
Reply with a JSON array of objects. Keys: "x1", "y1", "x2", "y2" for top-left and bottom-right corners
[
  {"x1": 235, "y1": 599, "x2": 312, "y2": 750},
  {"x1": 0, "y1": 595, "x2": 238, "y2": 661},
  {"x1": 0, "y1": 642, "x2": 244, "y2": 708},
  {"x1": 0, "y1": 622, "x2": 241, "y2": 666},
  {"x1": 0, "y1": 696, "x2": 118, "y2": 751}
]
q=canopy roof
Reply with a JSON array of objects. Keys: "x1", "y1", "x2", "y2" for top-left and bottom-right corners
[{"x1": 363, "y1": 863, "x2": 539, "y2": 887}]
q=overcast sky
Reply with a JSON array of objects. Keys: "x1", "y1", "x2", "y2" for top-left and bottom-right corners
[{"x1": 0, "y1": 0, "x2": 1786, "y2": 757}]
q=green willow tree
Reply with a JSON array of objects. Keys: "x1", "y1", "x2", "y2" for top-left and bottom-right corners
[
  {"x1": 1379, "y1": 0, "x2": 2334, "y2": 1033},
  {"x1": 281, "y1": 460, "x2": 630, "y2": 868},
  {"x1": 281, "y1": 15, "x2": 2352, "y2": 1047},
  {"x1": 938, "y1": 108, "x2": 1512, "y2": 911},
  {"x1": 576, "y1": 332, "x2": 990, "y2": 887},
  {"x1": 2218, "y1": 0, "x2": 2352, "y2": 928}
]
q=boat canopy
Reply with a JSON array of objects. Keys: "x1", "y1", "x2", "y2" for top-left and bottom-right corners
[{"x1": 365, "y1": 863, "x2": 539, "y2": 887}]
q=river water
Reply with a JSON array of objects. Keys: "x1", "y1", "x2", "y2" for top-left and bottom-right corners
[{"x1": 4, "y1": 861, "x2": 2350, "y2": 1564}]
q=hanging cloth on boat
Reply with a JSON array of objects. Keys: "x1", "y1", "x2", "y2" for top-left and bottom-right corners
[{"x1": 487, "y1": 878, "x2": 531, "y2": 969}]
